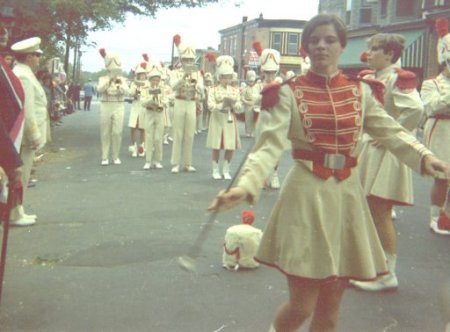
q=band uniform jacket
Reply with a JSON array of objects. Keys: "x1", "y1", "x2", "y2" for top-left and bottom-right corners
[
  {"x1": 206, "y1": 84, "x2": 242, "y2": 150},
  {"x1": 13, "y1": 62, "x2": 49, "y2": 147},
  {"x1": 237, "y1": 70, "x2": 432, "y2": 281},
  {"x1": 357, "y1": 65, "x2": 424, "y2": 205},
  {"x1": 421, "y1": 73, "x2": 450, "y2": 163}
]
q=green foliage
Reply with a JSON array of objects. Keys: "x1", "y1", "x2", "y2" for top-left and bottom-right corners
[{"x1": 4, "y1": 0, "x2": 220, "y2": 80}]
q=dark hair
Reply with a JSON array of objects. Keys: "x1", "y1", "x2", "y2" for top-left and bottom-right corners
[
  {"x1": 301, "y1": 14, "x2": 347, "y2": 51},
  {"x1": 14, "y1": 53, "x2": 28, "y2": 62},
  {"x1": 367, "y1": 33, "x2": 405, "y2": 64}
]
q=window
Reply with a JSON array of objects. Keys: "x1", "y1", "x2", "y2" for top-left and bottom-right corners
[
  {"x1": 345, "y1": 10, "x2": 351, "y2": 25},
  {"x1": 287, "y1": 33, "x2": 299, "y2": 55},
  {"x1": 272, "y1": 32, "x2": 282, "y2": 53},
  {"x1": 422, "y1": 0, "x2": 450, "y2": 8},
  {"x1": 360, "y1": 7, "x2": 372, "y2": 24},
  {"x1": 396, "y1": 0, "x2": 414, "y2": 16},
  {"x1": 380, "y1": 0, "x2": 388, "y2": 18},
  {"x1": 232, "y1": 36, "x2": 237, "y2": 55}
]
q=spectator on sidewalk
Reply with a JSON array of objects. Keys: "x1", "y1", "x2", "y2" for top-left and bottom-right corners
[
  {"x1": 83, "y1": 78, "x2": 96, "y2": 111},
  {"x1": 10, "y1": 37, "x2": 49, "y2": 226}
]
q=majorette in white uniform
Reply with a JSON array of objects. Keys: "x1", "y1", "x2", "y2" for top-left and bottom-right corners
[
  {"x1": 127, "y1": 61, "x2": 147, "y2": 157},
  {"x1": 350, "y1": 33, "x2": 424, "y2": 292},
  {"x1": 241, "y1": 69, "x2": 261, "y2": 137},
  {"x1": 141, "y1": 63, "x2": 167, "y2": 170},
  {"x1": 222, "y1": 210, "x2": 263, "y2": 271},
  {"x1": 358, "y1": 64, "x2": 423, "y2": 207},
  {"x1": 206, "y1": 55, "x2": 242, "y2": 180},
  {"x1": 239, "y1": 70, "x2": 434, "y2": 283},
  {"x1": 422, "y1": 17, "x2": 450, "y2": 235},
  {"x1": 169, "y1": 35, "x2": 204, "y2": 173},
  {"x1": 96, "y1": 48, "x2": 129, "y2": 165}
]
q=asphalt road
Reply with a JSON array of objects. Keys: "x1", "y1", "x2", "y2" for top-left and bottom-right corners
[{"x1": 0, "y1": 99, "x2": 449, "y2": 332}]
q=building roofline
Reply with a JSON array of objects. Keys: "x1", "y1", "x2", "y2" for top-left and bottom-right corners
[{"x1": 219, "y1": 17, "x2": 307, "y2": 33}]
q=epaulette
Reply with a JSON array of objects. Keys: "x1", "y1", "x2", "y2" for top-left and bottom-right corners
[
  {"x1": 346, "y1": 74, "x2": 385, "y2": 105},
  {"x1": 394, "y1": 68, "x2": 418, "y2": 90},
  {"x1": 358, "y1": 69, "x2": 375, "y2": 79}
]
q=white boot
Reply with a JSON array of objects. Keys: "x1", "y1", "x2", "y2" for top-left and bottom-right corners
[
  {"x1": 129, "y1": 143, "x2": 137, "y2": 157},
  {"x1": 268, "y1": 324, "x2": 276, "y2": 332},
  {"x1": 212, "y1": 161, "x2": 221, "y2": 180},
  {"x1": 223, "y1": 160, "x2": 232, "y2": 180},
  {"x1": 350, "y1": 253, "x2": 398, "y2": 291},
  {"x1": 138, "y1": 143, "x2": 145, "y2": 157}
]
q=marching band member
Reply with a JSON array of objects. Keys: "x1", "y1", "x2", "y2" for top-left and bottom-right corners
[
  {"x1": 241, "y1": 69, "x2": 261, "y2": 137},
  {"x1": 207, "y1": 55, "x2": 242, "y2": 180},
  {"x1": 195, "y1": 76, "x2": 206, "y2": 134},
  {"x1": 127, "y1": 62, "x2": 147, "y2": 158},
  {"x1": 201, "y1": 72, "x2": 214, "y2": 131},
  {"x1": 141, "y1": 63, "x2": 167, "y2": 170},
  {"x1": 256, "y1": 46, "x2": 287, "y2": 189},
  {"x1": 208, "y1": 14, "x2": 450, "y2": 331},
  {"x1": 169, "y1": 35, "x2": 204, "y2": 173},
  {"x1": 97, "y1": 48, "x2": 129, "y2": 166},
  {"x1": 161, "y1": 65, "x2": 174, "y2": 145},
  {"x1": 350, "y1": 33, "x2": 424, "y2": 292},
  {"x1": 422, "y1": 17, "x2": 450, "y2": 235}
]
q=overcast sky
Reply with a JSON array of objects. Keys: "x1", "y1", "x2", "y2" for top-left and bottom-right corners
[{"x1": 80, "y1": 0, "x2": 320, "y2": 72}]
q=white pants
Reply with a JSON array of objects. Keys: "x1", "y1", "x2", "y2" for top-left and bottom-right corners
[
  {"x1": 170, "y1": 99, "x2": 196, "y2": 166},
  {"x1": 100, "y1": 102, "x2": 125, "y2": 160},
  {"x1": 144, "y1": 111, "x2": 164, "y2": 163},
  {"x1": 244, "y1": 106, "x2": 256, "y2": 136}
]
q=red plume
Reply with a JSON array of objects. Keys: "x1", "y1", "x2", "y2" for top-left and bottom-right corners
[
  {"x1": 173, "y1": 34, "x2": 181, "y2": 46},
  {"x1": 360, "y1": 51, "x2": 368, "y2": 63},
  {"x1": 99, "y1": 48, "x2": 106, "y2": 58},
  {"x1": 142, "y1": 53, "x2": 149, "y2": 62},
  {"x1": 140, "y1": 62, "x2": 147, "y2": 70},
  {"x1": 205, "y1": 52, "x2": 217, "y2": 62},
  {"x1": 252, "y1": 41, "x2": 263, "y2": 56},
  {"x1": 436, "y1": 18, "x2": 449, "y2": 38}
]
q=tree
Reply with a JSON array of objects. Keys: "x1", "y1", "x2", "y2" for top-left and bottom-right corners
[{"x1": 2, "y1": 0, "x2": 221, "y2": 79}]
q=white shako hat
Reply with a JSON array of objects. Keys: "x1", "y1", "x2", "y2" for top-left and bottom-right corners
[
  {"x1": 204, "y1": 72, "x2": 213, "y2": 82},
  {"x1": 99, "y1": 48, "x2": 122, "y2": 71},
  {"x1": 173, "y1": 34, "x2": 196, "y2": 59},
  {"x1": 147, "y1": 62, "x2": 163, "y2": 78},
  {"x1": 285, "y1": 70, "x2": 295, "y2": 79},
  {"x1": 260, "y1": 48, "x2": 280, "y2": 72},
  {"x1": 216, "y1": 55, "x2": 234, "y2": 77},
  {"x1": 135, "y1": 61, "x2": 147, "y2": 74},
  {"x1": 245, "y1": 70, "x2": 257, "y2": 81},
  {"x1": 11, "y1": 37, "x2": 43, "y2": 54}
]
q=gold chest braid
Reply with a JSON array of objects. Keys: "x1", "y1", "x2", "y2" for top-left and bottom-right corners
[{"x1": 293, "y1": 73, "x2": 362, "y2": 155}]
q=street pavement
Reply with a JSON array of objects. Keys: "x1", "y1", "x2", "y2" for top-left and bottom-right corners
[{"x1": 0, "y1": 99, "x2": 449, "y2": 332}]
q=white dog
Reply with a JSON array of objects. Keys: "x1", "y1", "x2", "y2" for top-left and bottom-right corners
[{"x1": 222, "y1": 210, "x2": 263, "y2": 271}]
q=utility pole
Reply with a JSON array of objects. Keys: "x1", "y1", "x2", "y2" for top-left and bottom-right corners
[{"x1": 239, "y1": 16, "x2": 248, "y2": 80}]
